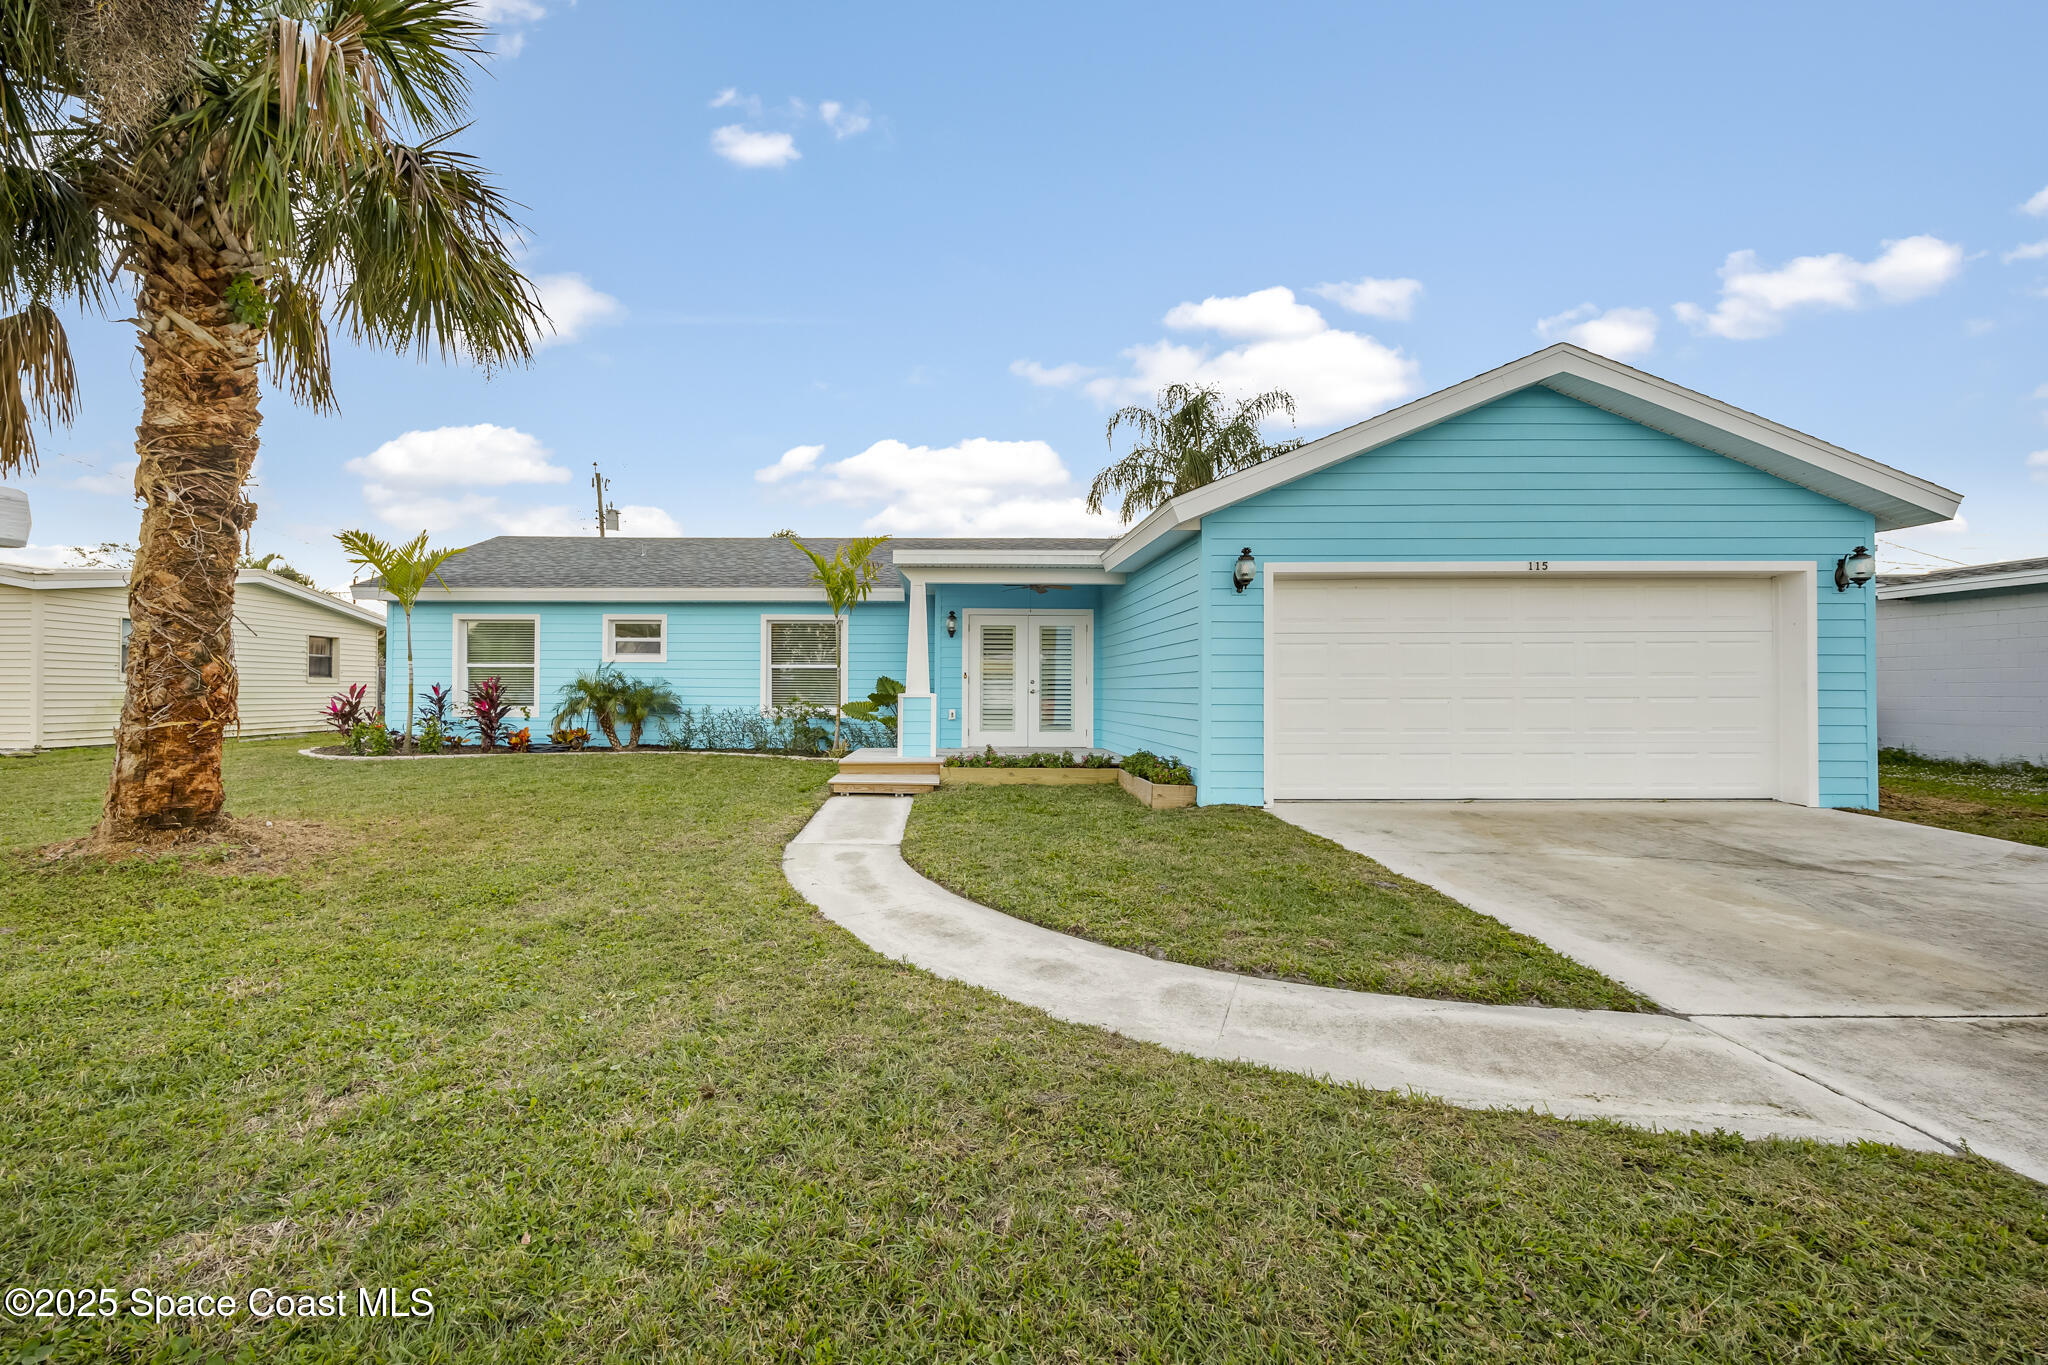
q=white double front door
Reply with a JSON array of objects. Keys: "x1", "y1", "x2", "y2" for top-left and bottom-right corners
[{"x1": 963, "y1": 611, "x2": 1092, "y2": 749}]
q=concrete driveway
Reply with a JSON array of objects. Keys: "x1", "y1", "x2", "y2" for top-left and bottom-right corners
[{"x1": 1272, "y1": 801, "x2": 2048, "y2": 1183}]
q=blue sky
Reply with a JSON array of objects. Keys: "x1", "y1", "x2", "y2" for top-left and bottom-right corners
[{"x1": 11, "y1": 0, "x2": 2048, "y2": 589}]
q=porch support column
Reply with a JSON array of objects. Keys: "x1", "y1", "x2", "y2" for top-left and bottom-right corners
[{"x1": 898, "y1": 574, "x2": 936, "y2": 758}]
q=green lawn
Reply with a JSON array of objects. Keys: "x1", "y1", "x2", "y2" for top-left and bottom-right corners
[
  {"x1": 1868, "y1": 749, "x2": 2048, "y2": 847},
  {"x1": 2, "y1": 740, "x2": 2044, "y2": 1363},
  {"x1": 903, "y1": 784, "x2": 1652, "y2": 1011}
]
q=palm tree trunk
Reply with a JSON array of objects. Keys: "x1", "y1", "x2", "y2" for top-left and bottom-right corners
[
  {"x1": 404, "y1": 607, "x2": 416, "y2": 746},
  {"x1": 99, "y1": 244, "x2": 263, "y2": 837}
]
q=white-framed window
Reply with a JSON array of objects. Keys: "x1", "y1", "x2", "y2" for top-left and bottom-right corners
[
  {"x1": 454, "y1": 615, "x2": 539, "y2": 708},
  {"x1": 307, "y1": 635, "x2": 337, "y2": 680},
  {"x1": 602, "y1": 614, "x2": 667, "y2": 663},
  {"x1": 760, "y1": 615, "x2": 845, "y2": 710},
  {"x1": 119, "y1": 617, "x2": 132, "y2": 674}
]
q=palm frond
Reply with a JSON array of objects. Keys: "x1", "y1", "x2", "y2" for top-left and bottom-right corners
[
  {"x1": 264, "y1": 270, "x2": 336, "y2": 411},
  {"x1": 0, "y1": 300, "x2": 76, "y2": 473},
  {"x1": 336, "y1": 527, "x2": 465, "y2": 609}
]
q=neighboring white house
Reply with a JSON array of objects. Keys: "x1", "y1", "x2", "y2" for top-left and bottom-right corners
[
  {"x1": 1877, "y1": 555, "x2": 2048, "y2": 764},
  {"x1": 0, "y1": 562, "x2": 384, "y2": 752}
]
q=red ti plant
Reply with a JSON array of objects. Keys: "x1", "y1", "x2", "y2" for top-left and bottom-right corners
[
  {"x1": 466, "y1": 676, "x2": 514, "y2": 751},
  {"x1": 322, "y1": 684, "x2": 370, "y2": 738}
]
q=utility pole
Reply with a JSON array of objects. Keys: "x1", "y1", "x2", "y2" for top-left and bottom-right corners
[{"x1": 591, "y1": 463, "x2": 619, "y2": 537}]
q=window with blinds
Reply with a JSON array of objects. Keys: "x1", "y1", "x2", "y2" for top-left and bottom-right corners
[
  {"x1": 307, "y1": 635, "x2": 336, "y2": 680},
  {"x1": 979, "y1": 625, "x2": 1016, "y2": 729},
  {"x1": 769, "y1": 619, "x2": 840, "y2": 707},
  {"x1": 464, "y1": 618, "x2": 536, "y2": 707},
  {"x1": 1037, "y1": 624, "x2": 1074, "y2": 732}
]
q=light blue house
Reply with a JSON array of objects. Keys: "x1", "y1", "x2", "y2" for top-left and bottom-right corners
[{"x1": 355, "y1": 346, "x2": 1961, "y2": 808}]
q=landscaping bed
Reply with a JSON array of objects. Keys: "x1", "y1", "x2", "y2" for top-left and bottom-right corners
[
  {"x1": 1865, "y1": 749, "x2": 2048, "y2": 847},
  {"x1": 903, "y1": 783, "x2": 1654, "y2": 1010},
  {"x1": 4, "y1": 740, "x2": 2045, "y2": 1361}
]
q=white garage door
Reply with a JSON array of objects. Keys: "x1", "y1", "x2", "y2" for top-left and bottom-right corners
[{"x1": 1270, "y1": 575, "x2": 1780, "y2": 799}]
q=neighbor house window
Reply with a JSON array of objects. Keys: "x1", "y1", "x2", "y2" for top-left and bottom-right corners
[
  {"x1": 307, "y1": 635, "x2": 336, "y2": 679},
  {"x1": 460, "y1": 617, "x2": 537, "y2": 707},
  {"x1": 764, "y1": 618, "x2": 841, "y2": 709},
  {"x1": 119, "y1": 617, "x2": 131, "y2": 673},
  {"x1": 603, "y1": 615, "x2": 666, "y2": 663}
]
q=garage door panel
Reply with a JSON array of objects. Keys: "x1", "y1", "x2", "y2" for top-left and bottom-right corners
[{"x1": 1271, "y1": 576, "x2": 1780, "y2": 799}]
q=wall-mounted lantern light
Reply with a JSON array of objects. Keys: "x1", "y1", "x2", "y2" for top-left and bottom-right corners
[
  {"x1": 1232, "y1": 547, "x2": 1255, "y2": 594},
  {"x1": 945, "y1": 609, "x2": 958, "y2": 637},
  {"x1": 1834, "y1": 545, "x2": 1876, "y2": 593}
]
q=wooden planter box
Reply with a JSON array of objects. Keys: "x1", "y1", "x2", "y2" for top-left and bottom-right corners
[
  {"x1": 1119, "y1": 768, "x2": 1197, "y2": 809},
  {"x1": 941, "y1": 767, "x2": 1121, "y2": 786}
]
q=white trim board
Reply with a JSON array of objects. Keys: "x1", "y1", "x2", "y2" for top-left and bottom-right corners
[
  {"x1": 1106, "y1": 344, "x2": 1961, "y2": 572},
  {"x1": 1878, "y1": 565, "x2": 2048, "y2": 599},
  {"x1": 0, "y1": 562, "x2": 386, "y2": 627},
  {"x1": 354, "y1": 586, "x2": 906, "y2": 604},
  {"x1": 1260, "y1": 559, "x2": 1821, "y2": 807}
]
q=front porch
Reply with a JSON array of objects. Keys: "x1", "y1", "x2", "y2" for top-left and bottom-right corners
[{"x1": 827, "y1": 745, "x2": 1120, "y2": 797}]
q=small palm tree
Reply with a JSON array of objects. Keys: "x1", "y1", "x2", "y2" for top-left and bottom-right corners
[
  {"x1": 555, "y1": 668, "x2": 628, "y2": 750},
  {"x1": 336, "y1": 530, "x2": 464, "y2": 749},
  {"x1": 791, "y1": 535, "x2": 891, "y2": 750},
  {"x1": 1086, "y1": 384, "x2": 1304, "y2": 523},
  {"x1": 616, "y1": 678, "x2": 682, "y2": 749},
  {"x1": 2, "y1": 1, "x2": 543, "y2": 836}
]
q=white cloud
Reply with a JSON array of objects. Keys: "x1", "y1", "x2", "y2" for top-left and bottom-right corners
[
  {"x1": 755, "y1": 444, "x2": 824, "y2": 483},
  {"x1": 819, "y1": 100, "x2": 871, "y2": 139},
  {"x1": 1535, "y1": 303, "x2": 1659, "y2": 359},
  {"x1": 348, "y1": 425, "x2": 568, "y2": 489},
  {"x1": 1083, "y1": 287, "x2": 1418, "y2": 427},
  {"x1": 0, "y1": 543, "x2": 102, "y2": 569},
  {"x1": 533, "y1": 273, "x2": 624, "y2": 346},
  {"x1": 467, "y1": 0, "x2": 544, "y2": 57},
  {"x1": 617, "y1": 505, "x2": 681, "y2": 536},
  {"x1": 1675, "y1": 236, "x2": 1964, "y2": 340},
  {"x1": 1009, "y1": 359, "x2": 1097, "y2": 387},
  {"x1": 2023, "y1": 185, "x2": 2048, "y2": 217},
  {"x1": 711, "y1": 125, "x2": 799, "y2": 169},
  {"x1": 2029, "y1": 450, "x2": 2048, "y2": 483},
  {"x1": 69, "y1": 457, "x2": 139, "y2": 497},
  {"x1": 2032, "y1": 383, "x2": 2048, "y2": 400},
  {"x1": 774, "y1": 437, "x2": 1121, "y2": 536},
  {"x1": 1911, "y1": 516, "x2": 1970, "y2": 535},
  {"x1": 1312, "y1": 276, "x2": 1424, "y2": 321},
  {"x1": 709, "y1": 87, "x2": 761, "y2": 115},
  {"x1": 2003, "y1": 239, "x2": 2048, "y2": 264},
  {"x1": 1163, "y1": 286, "x2": 1328, "y2": 340}
]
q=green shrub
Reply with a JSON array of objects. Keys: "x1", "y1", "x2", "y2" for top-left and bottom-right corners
[{"x1": 1121, "y1": 750, "x2": 1193, "y2": 786}]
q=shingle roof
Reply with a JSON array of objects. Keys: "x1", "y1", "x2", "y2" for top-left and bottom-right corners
[
  {"x1": 1876, "y1": 555, "x2": 2048, "y2": 588},
  {"x1": 355, "y1": 536, "x2": 1115, "y2": 593}
]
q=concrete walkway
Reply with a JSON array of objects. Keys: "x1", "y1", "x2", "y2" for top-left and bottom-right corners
[{"x1": 784, "y1": 797, "x2": 1947, "y2": 1155}]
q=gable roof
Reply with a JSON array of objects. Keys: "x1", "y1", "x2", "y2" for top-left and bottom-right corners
[
  {"x1": 1877, "y1": 555, "x2": 2048, "y2": 600},
  {"x1": 350, "y1": 536, "x2": 1115, "y2": 600},
  {"x1": 0, "y1": 561, "x2": 384, "y2": 626},
  {"x1": 1105, "y1": 344, "x2": 1964, "y2": 571}
]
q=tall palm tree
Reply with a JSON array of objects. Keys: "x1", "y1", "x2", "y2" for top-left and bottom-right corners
[
  {"x1": 1085, "y1": 384, "x2": 1304, "y2": 523},
  {"x1": 1, "y1": 0, "x2": 543, "y2": 836},
  {"x1": 791, "y1": 535, "x2": 890, "y2": 751},
  {"x1": 336, "y1": 529, "x2": 463, "y2": 749}
]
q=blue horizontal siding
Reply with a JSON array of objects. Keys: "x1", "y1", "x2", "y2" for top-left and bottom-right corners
[
  {"x1": 1096, "y1": 538, "x2": 1201, "y2": 761},
  {"x1": 388, "y1": 597, "x2": 906, "y2": 742},
  {"x1": 1195, "y1": 386, "x2": 1879, "y2": 808}
]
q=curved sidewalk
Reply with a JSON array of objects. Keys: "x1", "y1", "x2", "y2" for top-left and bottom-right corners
[{"x1": 784, "y1": 796, "x2": 1946, "y2": 1152}]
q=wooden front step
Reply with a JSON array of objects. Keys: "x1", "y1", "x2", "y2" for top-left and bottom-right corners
[
  {"x1": 837, "y1": 759, "x2": 944, "y2": 777},
  {"x1": 829, "y1": 774, "x2": 941, "y2": 796}
]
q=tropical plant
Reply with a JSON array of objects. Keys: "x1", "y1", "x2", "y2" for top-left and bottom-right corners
[
  {"x1": 320, "y1": 682, "x2": 369, "y2": 737},
  {"x1": 416, "y1": 717, "x2": 444, "y2": 755},
  {"x1": 506, "y1": 727, "x2": 532, "y2": 752},
  {"x1": 546, "y1": 724, "x2": 587, "y2": 751},
  {"x1": 553, "y1": 667, "x2": 627, "y2": 749},
  {"x1": 1086, "y1": 384, "x2": 1304, "y2": 522},
  {"x1": 465, "y1": 676, "x2": 512, "y2": 751},
  {"x1": 239, "y1": 550, "x2": 315, "y2": 587},
  {"x1": 337, "y1": 530, "x2": 465, "y2": 749},
  {"x1": 1, "y1": 1, "x2": 543, "y2": 835},
  {"x1": 790, "y1": 535, "x2": 890, "y2": 749},
  {"x1": 417, "y1": 682, "x2": 455, "y2": 731},
  {"x1": 616, "y1": 678, "x2": 682, "y2": 749},
  {"x1": 839, "y1": 675, "x2": 903, "y2": 738}
]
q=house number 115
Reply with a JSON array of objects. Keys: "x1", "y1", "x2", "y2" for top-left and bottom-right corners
[{"x1": 1527, "y1": 561, "x2": 1550, "y2": 571}]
